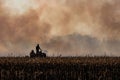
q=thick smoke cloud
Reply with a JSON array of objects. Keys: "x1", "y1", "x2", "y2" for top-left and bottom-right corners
[
  {"x1": 0, "y1": 1, "x2": 52, "y2": 56},
  {"x1": 100, "y1": 1, "x2": 120, "y2": 40},
  {"x1": 0, "y1": 0, "x2": 120, "y2": 56},
  {"x1": 43, "y1": 34, "x2": 102, "y2": 56},
  {"x1": 43, "y1": 34, "x2": 120, "y2": 56}
]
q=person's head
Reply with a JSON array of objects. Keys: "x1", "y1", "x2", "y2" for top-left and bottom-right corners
[
  {"x1": 37, "y1": 44, "x2": 39, "y2": 46},
  {"x1": 31, "y1": 50, "x2": 34, "y2": 52}
]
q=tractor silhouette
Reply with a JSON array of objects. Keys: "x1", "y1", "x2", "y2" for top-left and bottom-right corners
[{"x1": 30, "y1": 44, "x2": 47, "y2": 58}]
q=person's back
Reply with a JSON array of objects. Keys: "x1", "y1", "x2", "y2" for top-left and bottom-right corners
[
  {"x1": 36, "y1": 44, "x2": 42, "y2": 54},
  {"x1": 30, "y1": 50, "x2": 35, "y2": 58}
]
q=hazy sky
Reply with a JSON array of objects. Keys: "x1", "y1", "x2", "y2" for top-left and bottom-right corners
[{"x1": 0, "y1": 0, "x2": 120, "y2": 56}]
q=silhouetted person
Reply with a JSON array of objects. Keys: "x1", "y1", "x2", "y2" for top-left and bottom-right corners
[
  {"x1": 30, "y1": 50, "x2": 35, "y2": 58},
  {"x1": 36, "y1": 44, "x2": 42, "y2": 54}
]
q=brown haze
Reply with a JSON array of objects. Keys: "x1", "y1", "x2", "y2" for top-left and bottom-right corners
[{"x1": 0, "y1": 0, "x2": 120, "y2": 56}]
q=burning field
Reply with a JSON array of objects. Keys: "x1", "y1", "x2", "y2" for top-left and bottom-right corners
[{"x1": 0, "y1": 0, "x2": 120, "y2": 80}]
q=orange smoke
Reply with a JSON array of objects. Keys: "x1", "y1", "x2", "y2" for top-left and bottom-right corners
[{"x1": 0, "y1": 0, "x2": 120, "y2": 56}]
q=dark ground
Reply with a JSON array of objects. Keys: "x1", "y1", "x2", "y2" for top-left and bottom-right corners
[{"x1": 0, "y1": 57, "x2": 120, "y2": 80}]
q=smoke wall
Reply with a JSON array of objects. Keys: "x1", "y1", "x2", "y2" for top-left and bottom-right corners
[{"x1": 0, "y1": 0, "x2": 120, "y2": 56}]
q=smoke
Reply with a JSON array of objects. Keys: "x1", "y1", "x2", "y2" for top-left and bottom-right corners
[
  {"x1": 100, "y1": 1, "x2": 120, "y2": 40},
  {"x1": 42, "y1": 34, "x2": 102, "y2": 56},
  {"x1": 0, "y1": 0, "x2": 120, "y2": 56},
  {"x1": 0, "y1": 1, "x2": 52, "y2": 55},
  {"x1": 43, "y1": 34, "x2": 120, "y2": 56}
]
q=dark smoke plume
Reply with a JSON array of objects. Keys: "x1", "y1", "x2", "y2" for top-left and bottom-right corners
[{"x1": 43, "y1": 34, "x2": 120, "y2": 56}]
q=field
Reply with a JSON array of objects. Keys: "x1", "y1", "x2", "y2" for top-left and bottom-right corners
[{"x1": 0, "y1": 57, "x2": 120, "y2": 80}]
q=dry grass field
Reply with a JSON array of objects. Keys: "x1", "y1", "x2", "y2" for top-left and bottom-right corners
[{"x1": 0, "y1": 57, "x2": 120, "y2": 80}]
